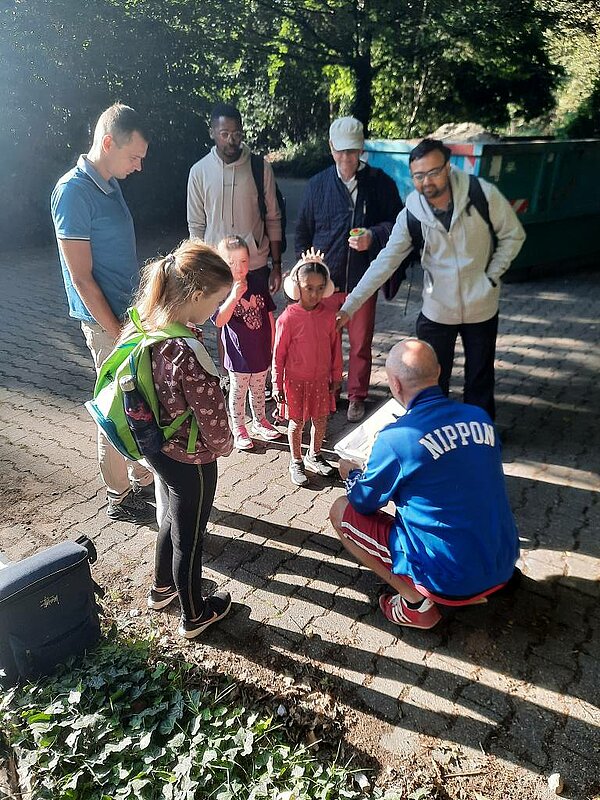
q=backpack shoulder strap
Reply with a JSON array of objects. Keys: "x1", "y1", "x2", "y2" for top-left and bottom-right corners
[
  {"x1": 406, "y1": 209, "x2": 424, "y2": 253},
  {"x1": 250, "y1": 153, "x2": 267, "y2": 220},
  {"x1": 183, "y1": 337, "x2": 220, "y2": 377},
  {"x1": 467, "y1": 175, "x2": 497, "y2": 247}
]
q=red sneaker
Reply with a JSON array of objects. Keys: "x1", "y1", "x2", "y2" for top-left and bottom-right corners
[{"x1": 379, "y1": 593, "x2": 442, "y2": 630}]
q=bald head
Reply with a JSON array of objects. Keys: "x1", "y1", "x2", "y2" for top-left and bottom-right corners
[{"x1": 385, "y1": 339, "x2": 440, "y2": 405}]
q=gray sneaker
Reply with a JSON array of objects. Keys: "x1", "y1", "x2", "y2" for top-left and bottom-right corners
[
  {"x1": 289, "y1": 459, "x2": 309, "y2": 486},
  {"x1": 107, "y1": 492, "x2": 156, "y2": 525},
  {"x1": 304, "y1": 452, "x2": 334, "y2": 476}
]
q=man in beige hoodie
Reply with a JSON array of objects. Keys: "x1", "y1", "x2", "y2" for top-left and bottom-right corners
[{"x1": 187, "y1": 103, "x2": 282, "y2": 294}]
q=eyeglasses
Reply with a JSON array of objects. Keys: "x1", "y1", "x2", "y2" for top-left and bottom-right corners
[
  {"x1": 217, "y1": 130, "x2": 243, "y2": 142},
  {"x1": 411, "y1": 165, "x2": 447, "y2": 182}
]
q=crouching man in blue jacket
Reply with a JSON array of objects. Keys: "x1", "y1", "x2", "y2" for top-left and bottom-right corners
[{"x1": 329, "y1": 338, "x2": 519, "y2": 630}]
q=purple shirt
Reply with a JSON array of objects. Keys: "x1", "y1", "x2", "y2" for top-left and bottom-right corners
[{"x1": 214, "y1": 265, "x2": 275, "y2": 373}]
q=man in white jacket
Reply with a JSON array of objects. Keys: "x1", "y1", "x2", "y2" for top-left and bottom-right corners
[
  {"x1": 187, "y1": 103, "x2": 282, "y2": 293},
  {"x1": 337, "y1": 139, "x2": 525, "y2": 419}
]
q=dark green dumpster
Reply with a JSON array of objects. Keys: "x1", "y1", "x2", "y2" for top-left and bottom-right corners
[{"x1": 364, "y1": 138, "x2": 600, "y2": 279}]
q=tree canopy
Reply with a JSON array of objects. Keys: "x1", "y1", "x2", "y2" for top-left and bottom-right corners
[{"x1": 1, "y1": 0, "x2": 596, "y2": 245}]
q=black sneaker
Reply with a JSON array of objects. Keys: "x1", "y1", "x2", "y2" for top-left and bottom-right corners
[
  {"x1": 147, "y1": 585, "x2": 178, "y2": 610},
  {"x1": 178, "y1": 591, "x2": 232, "y2": 639},
  {"x1": 107, "y1": 492, "x2": 156, "y2": 525},
  {"x1": 304, "y1": 452, "x2": 334, "y2": 476},
  {"x1": 133, "y1": 483, "x2": 156, "y2": 504}
]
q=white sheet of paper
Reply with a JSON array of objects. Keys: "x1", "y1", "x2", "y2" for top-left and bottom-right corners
[{"x1": 334, "y1": 397, "x2": 406, "y2": 466}]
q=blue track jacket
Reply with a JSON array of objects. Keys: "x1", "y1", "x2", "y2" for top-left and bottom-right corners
[{"x1": 346, "y1": 387, "x2": 519, "y2": 596}]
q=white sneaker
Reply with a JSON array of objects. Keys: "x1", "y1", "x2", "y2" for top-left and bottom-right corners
[
  {"x1": 250, "y1": 418, "x2": 282, "y2": 441},
  {"x1": 234, "y1": 425, "x2": 254, "y2": 450},
  {"x1": 304, "y1": 452, "x2": 334, "y2": 476},
  {"x1": 289, "y1": 459, "x2": 309, "y2": 486}
]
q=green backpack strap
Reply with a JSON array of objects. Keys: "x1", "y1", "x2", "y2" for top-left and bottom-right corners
[
  {"x1": 128, "y1": 306, "x2": 146, "y2": 334},
  {"x1": 158, "y1": 406, "x2": 197, "y2": 454},
  {"x1": 126, "y1": 309, "x2": 216, "y2": 456},
  {"x1": 186, "y1": 418, "x2": 199, "y2": 454}
]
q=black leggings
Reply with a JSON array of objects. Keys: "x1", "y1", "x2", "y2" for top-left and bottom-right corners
[{"x1": 146, "y1": 452, "x2": 218, "y2": 622}]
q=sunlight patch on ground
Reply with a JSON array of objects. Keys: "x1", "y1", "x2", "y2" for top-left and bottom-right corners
[
  {"x1": 495, "y1": 393, "x2": 595, "y2": 413},
  {"x1": 503, "y1": 460, "x2": 600, "y2": 492}
]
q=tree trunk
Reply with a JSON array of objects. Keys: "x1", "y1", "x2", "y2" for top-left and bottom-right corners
[{"x1": 352, "y1": 52, "x2": 373, "y2": 134}]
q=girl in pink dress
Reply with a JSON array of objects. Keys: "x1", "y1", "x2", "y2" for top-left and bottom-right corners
[{"x1": 272, "y1": 248, "x2": 343, "y2": 486}]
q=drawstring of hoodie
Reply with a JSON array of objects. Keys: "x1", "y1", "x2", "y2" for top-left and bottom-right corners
[
  {"x1": 231, "y1": 165, "x2": 235, "y2": 227},
  {"x1": 219, "y1": 153, "x2": 224, "y2": 222},
  {"x1": 216, "y1": 151, "x2": 236, "y2": 228}
]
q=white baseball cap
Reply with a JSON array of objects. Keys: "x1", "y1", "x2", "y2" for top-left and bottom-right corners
[{"x1": 329, "y1": 116, "x2": 364, "y2": 151}]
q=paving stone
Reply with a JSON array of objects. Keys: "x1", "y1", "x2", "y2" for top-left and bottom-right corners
[
  {"x1": 459, "y1": 680, "x2": 513, "y2": 723},
  {"x1": 496, "y1": 699, "x2": 560, "y2": 768},
  {"x1": 529, "y1": 625, "x2": 583, "y2": 671},
  {"x1": 310, "y1": 609, "x2": 364, "y2": 647},
  {"x1": 572, "y1": 652, "x2": 600, "y2": 709},
  {"x1": 243, "y1": 545, "x2": 294, "y2": 578},
  {"x1": 3, "y1": 238, "x2": 600, "y2": 794},
  {"x1": 355, "y1": 682, "x2": 400, "y2": 721}
]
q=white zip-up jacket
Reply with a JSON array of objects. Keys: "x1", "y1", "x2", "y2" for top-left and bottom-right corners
[
  {"x1": 341, "y1": 168, "x2": 526, "y2": 324},
  {"x1": 187, "y1": 144, "x2": 281, "y2": 271}
]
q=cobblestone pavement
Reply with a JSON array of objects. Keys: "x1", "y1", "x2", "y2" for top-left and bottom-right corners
[{"x1": 1, "y1": 229, "x2": 599, "y2": 798}]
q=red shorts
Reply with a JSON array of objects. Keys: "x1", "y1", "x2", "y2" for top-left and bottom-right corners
[{"x1": 340, "y1": 504, "x2": 506, "y2": 606}]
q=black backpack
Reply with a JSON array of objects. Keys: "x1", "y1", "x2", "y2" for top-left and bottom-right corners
[
  {"x1": 250, "y1": 153, "x2": 287, "y2": 253},
  {"x1": 0, "y1": 536, "x2": 102, "y2": 686},
  {"x1": 382, "y1": 175, "x2": 496, "y2": 301}
]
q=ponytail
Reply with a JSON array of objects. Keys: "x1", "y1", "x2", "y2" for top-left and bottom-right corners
[{"x1": 119, "y1": 240, "x2": 232, "y2": 341}]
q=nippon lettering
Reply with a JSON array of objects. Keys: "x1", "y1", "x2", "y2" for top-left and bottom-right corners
[{"x1": 419, "y1": 421, "x2": 495, "y2": 460}]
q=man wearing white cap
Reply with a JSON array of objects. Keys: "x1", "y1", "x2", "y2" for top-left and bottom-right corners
[{"x1": 295, "y1": 116, "x2": 402, "y2": 422}]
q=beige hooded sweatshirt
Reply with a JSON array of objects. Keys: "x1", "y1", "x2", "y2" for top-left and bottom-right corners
[
  {"x1": 341, "y1": 168, "x2": 526, "y2": 325},
  {"x1": 187, "y1": 143, "x2": 282, "y2": 271}
]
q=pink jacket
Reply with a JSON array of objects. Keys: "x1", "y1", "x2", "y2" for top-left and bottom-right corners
[{"x1": 272, "y1": 303, "x2": 343, "y2": 389}]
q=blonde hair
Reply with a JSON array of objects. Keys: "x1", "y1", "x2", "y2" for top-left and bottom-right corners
[
  {"x1": 217, "y1": 235, "x2": 249, "y2": 255},
  {"x1": 119, "y1": 240, "x2": 232, "y2": 341}
]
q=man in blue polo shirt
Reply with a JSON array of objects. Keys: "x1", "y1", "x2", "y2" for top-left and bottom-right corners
[
  {"x1": 51, "y1": 103, "x2": 155, "y2": 524},
  {"x1": 329, "y1": 339, "x2": 519, "y2": 630}
]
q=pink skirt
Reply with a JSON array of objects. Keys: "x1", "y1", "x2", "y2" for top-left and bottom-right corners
[{"x1": 279, "y1": 376, "x2": 336, "y2": 421}]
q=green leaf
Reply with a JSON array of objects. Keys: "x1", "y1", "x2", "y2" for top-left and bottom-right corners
[
  {"x1": 65, "y1": 730, "x2": 80, "y2": 749},
  {"x1": 408, "y1": 788, "x2": 433, "y2": 800},
  {"x1": 104, "y1": 736, "x2": 133, "y2": 755},
  {"x1": 201, "y1": 748, "x2": 219, "y2": 767},
  {"x1": 26, "y1": 712, "x2": 54, "y2": 724},
  {"x1": 139, "y1": 730, "x2": 153, "y2": 750}
]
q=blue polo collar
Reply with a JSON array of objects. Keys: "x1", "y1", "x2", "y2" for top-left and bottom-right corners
[{"x1": 77, "y1": 155, "x2": 117, "y2": 195}]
